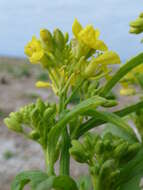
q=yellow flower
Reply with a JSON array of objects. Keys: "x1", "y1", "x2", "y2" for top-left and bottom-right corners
[
  {"x1": 35, "y1": 81, "x2": 58, "y2": 95},
  {"x1": 120, "y1": 88, "x2": 136, "y2": 96},
  {"x1": 35, "y1": 81, "x2": 51, "y2": 88},
  {"x1": 84, "y1": 51, "x2": 121, "y2": 77},
  {"x1": 24, "y1": 36, "x2": 44, "y2": 64},
  {"x1": 72, "y1": 19, "x2": 108, "y2": 51}
]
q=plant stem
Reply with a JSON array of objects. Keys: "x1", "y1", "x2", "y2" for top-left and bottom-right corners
[
  {"x1": 59, "y1": 127, "x2": 70, "y2": 175},
  {"x1": 64, "y1": 79, "x2": 84, "y2": 107},
  {"x1": 44, "y1": 149, "x2": 55, "y2": 176}
]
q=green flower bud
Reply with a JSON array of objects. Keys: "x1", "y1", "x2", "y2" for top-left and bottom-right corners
[
  {"x1": 36, "y1": 98, "x2": 46, "y2": 113},
  {"x1": 31, "y1": 108, "x2": 40, "y2": 127},
  {"x1": 102, "y1": 99, "x2": 118, "y2": 107},
  {"x1": 95, "y1": 140, "x2": 104, "y2": 154},
  {"x1": 4, "y1": 117, "x2": 23, "y2": 133},
  {"x1": 99, "y1": 159, "x2": 116, "y2": 178},
  {"x1": 28, "y1": 130, "x2": 40, "y2": 140},
  {"x1": 40, "y1": 29, "x2": 54, "y2": 51},
  {"x1": 84, "y1": 133, "x2": 100, "y2": 151},
  {"x1": 53, "y1": 28, "x2": 65, "y2": 50},
  {"x1": 113, "y1": 142, "x2": 128, "y2": 159},
  {"x1": 64, "y1": 32, "x2": 69, "y2": 43},
  {"x1": 43, "y1": 105, "x2": 56, "y2": 125},
  {"x1": 130, "y1": 27, "x2": 143, "y2": 34},
  {"x1": 130, "y1": 18, "x2": 143, "y2": 28},
  {"x1": 126, "y1": 143, "x2": 141, "y2": 158},
  {"x1": 69, "y1": 140, "x2": 89, "y2": 163}
]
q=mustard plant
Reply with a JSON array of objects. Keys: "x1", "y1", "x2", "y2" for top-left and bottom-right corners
[{"x1": 4, "y1": 16, "x2": 143, "y2": 190}]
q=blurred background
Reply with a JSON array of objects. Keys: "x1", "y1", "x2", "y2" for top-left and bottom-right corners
[{"x1": 0, "y1": 1, "x2": 143, "y2": 189}]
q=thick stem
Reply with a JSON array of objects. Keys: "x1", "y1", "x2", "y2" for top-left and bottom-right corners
[
  {"x1": 59, "y1": 127, "x2": 70, "y2": 175},
  {"x1": 44, "y1": 149, "x2": 55, "y2": 176}
]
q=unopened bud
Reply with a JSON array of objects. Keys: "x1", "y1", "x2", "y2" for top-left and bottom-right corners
[
  {"x1": 4, "y1": 117, "x2": 23, "y2": 133},
  {"x1": 114, "y1": 142, "x2": 128, "y2": 159},
  {"x1": 28, "y1": 130, "x2": 40, "y2": 140},
  {"x1": 40, "y1": 29, "x2": 54, "y2": 51},
  {"x1": 53, "y1": 29, "x2": 65, "y2": 50}
]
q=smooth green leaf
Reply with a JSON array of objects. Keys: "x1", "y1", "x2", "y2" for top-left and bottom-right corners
[
  {"x1": 11, "y1": 170, "x2": 48, "y2": 190},
  {"x1": 83, "y1": 109, "x2": 138, "y2": 143},
  {"x1": 75, "y1": 100, "x2": 143, "y2": 139}
]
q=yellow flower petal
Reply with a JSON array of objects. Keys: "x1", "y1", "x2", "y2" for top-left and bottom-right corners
[
  {"x1": 84, "y1": 51, "x2": 120, "y2": 77},
  {"x1": 72, "y1": 18, "x2": 83, "y2": 38},
  {"x1": 30, "y1": 51, "x2": 44, "y2": 64},
  {"x1": 93, "y1": 40, "x2": 108, "y2": 51},
  {"x1": 24, "y1": 36, "x2": 44, "y2": 64},
  {"x1": 35, "y1": 81, "x2": 51, "y2": 88},
  {"x1": 79, "y1": 25, "x2": 101, "y2": 49},
  {"x1": 94, "y1": 51, "x2": 121, "y2": 65},
  {"x1": 120, "y1": 88, "x2": 136, "y2": 96}
]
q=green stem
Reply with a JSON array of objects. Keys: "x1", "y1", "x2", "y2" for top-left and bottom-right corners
[
  {"x1": 59, "y1": 87, "x2": 70, "y2": 175},
  {"x1": 44, "y1": 149, "x2": 55, "y2": 176},
  {"x1": 59, "y1": 127, "x2": 70, "y2": 175},
  {"x1": 98, "y1": 53, "x2": 143, "y2": 97},
  {"x1": 74, "y1": 100, "x2": 143, "y2": 138},
  {"x1": 64, "y1": 79, "x2": 84, "y2": 107}
]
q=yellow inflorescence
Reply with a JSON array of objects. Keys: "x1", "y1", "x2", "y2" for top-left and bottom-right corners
[
  {"x1": 24, "y1": 36, "x2": 44, "y2": 64},
  {"x1": 24, "y1": 19, "x2": 121, "y2": 96},
  {"x1": 72, "y1": 19, "x2": 108, "y2": 51}
]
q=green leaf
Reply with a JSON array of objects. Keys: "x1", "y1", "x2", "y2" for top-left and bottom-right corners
[
  {"x1": 83, "y1": 109, "x2": 138, "y2": 143},
  {"x1": 36, "y1": 176, "x2": 55, "y2": 190},
  {"x1": 37, "y1": 175, "x2": 78, "y2": 190},
  {"x1": 47, "y1": 96, "x2": 108, "y2": 173},
  {"x1": 75, "y1": 100, "x2": 143, "y2": 139},
  {"x1": 11, "y1": 170, "x2": 48, "y2": 190}
]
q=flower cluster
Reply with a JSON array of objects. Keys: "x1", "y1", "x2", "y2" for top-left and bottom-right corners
[{"x1": 25, "y1": 19, "x2": 120, "y2": 97}]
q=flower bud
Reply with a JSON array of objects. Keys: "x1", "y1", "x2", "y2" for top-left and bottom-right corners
[
  {"x1": 99, "y1": 159, "x2": 115, "y2": 178},
  {"x1": 130, "y1": 18, "x2": 143, "y2": 28},
  {"x1": 4, "y1": 117, "x2": 23, "y2": 133},
  {"x1": 36, "y1": 98, "x2": 46, "y2": 113},
  {"x1": 53, "y1": 29, "x2": 65, "y2": 50},
  {"x1": 113, "y1": 142, "x2": 128, "y2": 159},
  {"x1": 102, "y1": 100, "x2": 118, "y2": 107},
  {"x1": 69, "y1": 140, "x2": 89, "y2": 163},
  {"x1": 126, "y1": 143, "x2": 141, "y2": 159},
  {"x1": 130, "y1": 27, "x2": 143, "y2": 34},
  {"x1": 40, "y1": 29, "x2": 54, "y2": 51},
  {"x1": 64, "y1": 32, "x2": 69, "y2": 43},
  {"x1": 95, "y1": 140, "x2": 104, "y2": 154},
  {"x1": 28, "y1": 130, "x2": 40, "y2": 140}
]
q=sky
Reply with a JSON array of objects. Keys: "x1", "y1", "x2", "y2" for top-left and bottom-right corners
[{"x1": 0, "y1": 0, "x2": 143, "y2": 61}]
